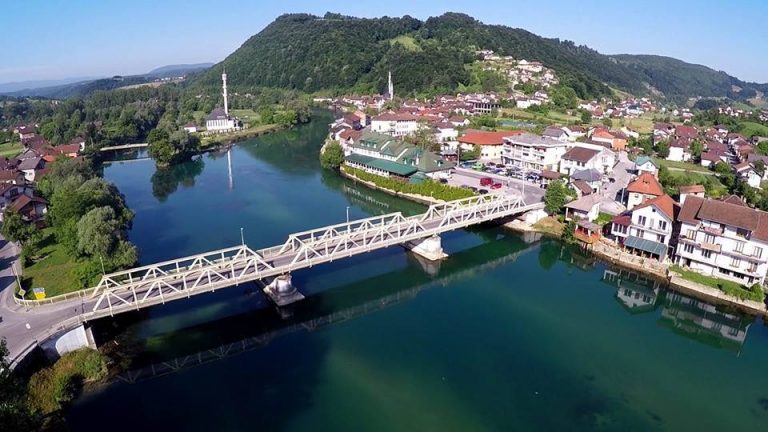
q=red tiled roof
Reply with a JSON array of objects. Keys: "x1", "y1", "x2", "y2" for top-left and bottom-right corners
[
  {"x1": 632, "y1": 194, "x2": 678, "y2": 221},
  {"x1": 678, "y1": 195, "x2": 768, "y2": 241},
  {"x1": 372, "y1": 112, "x2": 418, "y2": 122},
  {"x1": 626, "y1": 172, "x2": 664, "y2": 196},
  {"x1": 679, "y1": 185, "x2": 705, "y2": 194},
  {"x1": 458, "y1": 130, "x2": 522, "y2": 146}
]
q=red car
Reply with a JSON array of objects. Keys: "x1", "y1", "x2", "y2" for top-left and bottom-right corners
[
  {"x1": 491, "y1": 182, "x2": 502, "y2": 189},
  {"x1": 479, "y1": 177, "x2": 493, "y2": 186}
]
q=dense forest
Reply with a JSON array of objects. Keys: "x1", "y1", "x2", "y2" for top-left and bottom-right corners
[
  {"x1": 612, "y1": 54, "x2": 768, "y2": 102},
  {"x1": 192, "y1": 12, "x2": 768, "y2": 102}
]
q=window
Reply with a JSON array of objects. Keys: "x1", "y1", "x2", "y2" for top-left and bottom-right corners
[
  {"x1": 684, "y1": 244, "x2": 694, "y2": 254},
  {"x1": 734, "y1": 241, "x2": 745, "y2": 253},
  {"x1": 658, "y1": 220, "x2": 667, "y2": 231},
  {"x1": 638, "y1": 215, "x2": 647, "y2": 226},
  {"x1": 753, "y1": 247, "x2": 763, "y2": 259},
  {"x1": 731, "y1": 257, "x2": 741, "y2": 267},
  {"x1": 686, "y1": 229, "x2": 696, "y2": 240},
  {"x1": 702, "y1": 250, "x2": 712, "y2": 259},
  {"x1": 657, "y1": 234, "x2": 666, "y2": 243},
  {"x1": 736, "y1": 227, "x2": 750, "y2": 238},
  {"x1": 748, "y1": 262, "x2": 759, "y2": 273},
  {"x1": 704, "y1": 233, "x2": 715, "y2": 244}
]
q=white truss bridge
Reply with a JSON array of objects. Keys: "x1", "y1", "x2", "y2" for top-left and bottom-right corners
[{"x1": 19, "y1": 194, "x2": 542, "y2": 318}]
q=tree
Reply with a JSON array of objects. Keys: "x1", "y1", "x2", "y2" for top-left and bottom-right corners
[
  {"x1": 0, "y1": 339, "x2": 39, "y2": 431},
  {"x1": 460, "y1": 145, "x2": 480, "y2": 161},
  {"x1": 148, "y1": 129, "x2": 200, "y2": 167},
  {"x1": 689, "y1": 139, "x2": 704, "y2": 159},
  {"x1": 1, "y1": 209, "x2": 34, "y2": 244},
  {"x1": 320, "y1": 142, "x2": 345, "y2": 169},
  {"x1": 655, "y1": 140, "x2": 670, "y2": 158},
  {"x1": 713, "y1": 161, "x2": 732, "y2": 175},
  {"x1": 602, "y1": 118, "x2": 613, "y2": 127},
  {"x1": 544, "y1": 180, "x2": 574, "y2": 215},
  {"x1": 754, "y1": 160, "x2": 766, "y2": 177},
  {"x1": 580, "y1": 110, "x2": 592, "y2": 125},
  {"x1": 76, "y1": 206, "x2": 120, "y2": 258},
  {"x1": 551, "y1": 85, "x2": 578, "y2": 110},
  {"x1": 561, "y1": 219, "x2": 576, "y2": 244}
]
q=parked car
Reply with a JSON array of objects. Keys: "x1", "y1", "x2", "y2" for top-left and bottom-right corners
[
  {"x1": 491, "y1": 182, "x2": 502, "y2": 189},
  {"x1": 478, "y1": 188, "x2": 489, "y2": 194},
  {"x1": 480, "y1": 177, "x2": 493, "y2": 186},
  {"x1": 439, "y1": 178, "x2": 448, "y2": 184},
  {"x1": 472, "y1": 163, "x2": 485, "y2": 171},
  {"x1": 608, "y1": 177, "x2": 616, "y2": 183},
  {"x1": 469, "y1": 186, "x2": 479, "y2": 193}
]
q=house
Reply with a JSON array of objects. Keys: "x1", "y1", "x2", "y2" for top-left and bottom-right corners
[
  {"x1": 591, "y1": 129, "x2": 626, "y2": 151},
  {"x1": 458, "y1": 130, "x2": 522, "y2": 161},
  {"x1": 559, "y1": 146, "x2": 614, "y2": 176},
  {"x1": 433, "y1": 121, "x2": 458, "y2": 144},
  {"x1": 183, "y1": 123, "x2": 198, "y2": 133},
  {"x1": 8, "y1": 194, "x2": 48, "y2": 224},
  {"x1": 570, "y1": 169, "x2": 603, "y2": 194},
  {"x1": 562, "y1": 125, "x2": 587, "y2": 141},
  {"x1": 564, "y1": 194, "x2": 602, "y2": 221},
  {"x1": 733, "y1": 162, "x2": 762, "y2": 188},
  {"x1": 610, "y1": 194, "x2": 679, "y2": 262},
  {"x1": 667, "y1": 138, "x2": 692, "y2": 162},
  {"x1": 0, "y1": 170, "x2": 25, "y2": 185},
  {"x1": 626, "y1": 172, "x2": 664, "y2": 210},
  {"x1": 542, "y1": 126, "x2": 569, "y2": 141},
  {"x1": 205, "y1": 108, "x2": 238, "y2": 133},
  {"x1": 675, "y1": 125, "x2": 698, "y2": 140},
  {"x1": 370, "y1": 112, "x2": 419, "y2": 137},
  {"x1": 700, "y1": 151, "x2": 726, "y2": 168},
  {"x1": 502, "y1": 133, "x2": 569, "y2": 171},
  {"x1": 653, "y1": 122, "x2": 675, "y2": 142},
  {"x1": 0, "y1": 183, "x2": 34, "y2": 219},
  {"x1": 539, "y1": 170, "x2": 562, "y2": 187},
  {"x1": 634, "y1": 156, "x2": 659, "y2": 177},
  {"x1": 17, "y1": 157, "x2": 44, "y2": 182},
  {"x1": 448, "y1": 115, "x2": 469, "y2": 127},
  {"x1": 678, "y1": 185, "x2": 705, "y2": 204},
  {"x1": 344, "y1": 131, "x2": 453, "y2": 180},
  {"x1": 675, "y1": 196, "x2": 768, "y2": 285}
]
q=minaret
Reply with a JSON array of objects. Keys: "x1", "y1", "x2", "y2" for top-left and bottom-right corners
[
  {"x1": 387, "y1": 71, "x2": 394, "y2": 101},
  {"x1": 222, "y1": 68, "x2": 229, "y2": 116}
]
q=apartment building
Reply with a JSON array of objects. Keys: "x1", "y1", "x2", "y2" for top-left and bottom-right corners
[
  {"x1": 674, "y1": 196, "x2": 768, "y2": 285},
  {"x1": 501, "y1": 133, "x2": 568, "y2": 171}
]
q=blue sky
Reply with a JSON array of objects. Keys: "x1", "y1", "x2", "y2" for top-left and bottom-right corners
[{"x1": 3, "y1": 0, "x2": 767, "y2": 83}]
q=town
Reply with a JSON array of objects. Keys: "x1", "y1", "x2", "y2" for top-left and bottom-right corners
[{"x1": 324, "y1": 68, "x2": 768, "y2": 305}]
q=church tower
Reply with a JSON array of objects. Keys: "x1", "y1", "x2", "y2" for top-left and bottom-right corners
[
  {"x1": 222, "y1": 68, "x2": 229, "y2": 116},
  {"x1": 387, "y1": 71, "x2": 394, "y2": 101}
]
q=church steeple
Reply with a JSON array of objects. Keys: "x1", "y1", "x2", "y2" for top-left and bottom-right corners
[
  {"x1": 387, "y1": 71, "x2": 394, "y2": 101},
  {"x1": 222, "y1": 67, "x2": 229, "y2": 116}
]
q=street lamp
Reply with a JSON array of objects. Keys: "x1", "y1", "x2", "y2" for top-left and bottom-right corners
[{"x1": 240, "y1": 227, "x2": 245, "y2": 246}]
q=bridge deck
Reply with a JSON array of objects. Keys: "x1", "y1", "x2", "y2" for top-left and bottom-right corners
[{"x1": 16, "y1": 194, "x2": 543, "y2": 318}]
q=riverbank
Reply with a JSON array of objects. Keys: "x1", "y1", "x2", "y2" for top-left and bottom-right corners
[{"x1": 200, "y1": 123, "x2": 286, "y2": 148}]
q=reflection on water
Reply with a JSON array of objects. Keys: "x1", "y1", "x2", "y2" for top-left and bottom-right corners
[{"x1": 149, "y1": 157, "x2": 205, "y2": 201}]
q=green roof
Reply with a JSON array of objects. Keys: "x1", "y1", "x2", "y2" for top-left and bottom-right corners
[
  {"x1": 635, "y1": 156, "x2": 659, "y2": 168},
  {"x1": 345, "y1": 154, "x2": 417, "y2": 176},
  {"x1": 624, "y1": 235, "x2": 667, "y2": 256}
]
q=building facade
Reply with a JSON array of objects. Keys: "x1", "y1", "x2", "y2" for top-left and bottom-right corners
[{"x1": 502, "y1": 133, "x2": 569, "y2": 171}]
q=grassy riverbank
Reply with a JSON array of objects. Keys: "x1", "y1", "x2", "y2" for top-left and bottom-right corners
[
  {"x1": 27, "y1": 348, "x2": 107, "y2": 420},
  {"x1": 670, "y1": 265, "x2": 765, "y2": 302},
  {"x1": 200, "y1": 123, "x2": 282, "y2": 148}
]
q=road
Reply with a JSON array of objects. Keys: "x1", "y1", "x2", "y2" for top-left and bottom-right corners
[
  {"x1": 449, "y1": 168, "x2": 545, "y2": 205},
  {"x1": 0, "y1": 238, "x2": 88, "y2": 364},
  {"x1": 598, "y1": 151, "x2": 634, "y2": 214}
]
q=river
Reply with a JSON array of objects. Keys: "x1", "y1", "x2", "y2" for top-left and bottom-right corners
[{"x1": 67, "y1": 112, "x2": 768, "y2": 431}]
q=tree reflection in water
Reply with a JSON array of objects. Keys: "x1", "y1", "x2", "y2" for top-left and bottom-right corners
[{"x1": 150, "y1": 158, "x2": 205, "y2": 202}]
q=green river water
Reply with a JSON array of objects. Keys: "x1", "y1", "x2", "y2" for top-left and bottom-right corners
[{"x1": 66, "y1": 111, "x2": 768, "y2": 431}]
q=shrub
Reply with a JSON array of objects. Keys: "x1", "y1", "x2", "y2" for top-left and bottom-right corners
[{"x1": 342, "y1": 166, "x2": 475, "y2": 201}]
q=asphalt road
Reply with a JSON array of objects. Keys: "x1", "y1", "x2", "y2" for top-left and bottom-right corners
[{"x1": 449, "y1": 168, "x2": 545, "y2": 205}]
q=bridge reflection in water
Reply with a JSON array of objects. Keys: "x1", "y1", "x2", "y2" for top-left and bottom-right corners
[{"x1": 108, "y1": 237, "x2": 540, "y2": 383}]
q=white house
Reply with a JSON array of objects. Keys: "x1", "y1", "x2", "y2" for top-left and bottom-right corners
[
  {"x1": 634, "y1": 156, "x2": 659, "y2": 177},
  {"x1": 458, "y1": 131, "x2": 515, "y2": 161},
  {"x1": 564, "y1": 194, "x2": 602, "y2": 221},
  {"x1": 502, "y1": 133, "x2": 569, "y2": 171},
  {"x1": 667, "y1": 138, "x2": 692, "y2": 162},
  {"x1": 610, "y1": 194, "x2": 678, "y2": 262},
  {"x1": 183, "y1": 123, "x2": 198, "y2": 133},
  {"x1": 559, "y1": 145, "x2": 614, "y2": 176},
  {"x1": 734, "y1": 162, "x2": 762, "y2": 189},
  {"x1": 675, "y1": 196, "x2": 768, "y2": 285},
  {"x1": 626, "y1": 172, "x2": 665, "y2": 210},
  {"x1": 370, "y1": 113, "x2": 419, "y2": 137}
]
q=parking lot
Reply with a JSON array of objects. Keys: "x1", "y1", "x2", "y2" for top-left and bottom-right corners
[{"x1": 447, "y1": 163, "x2": 545, "y2": 205}]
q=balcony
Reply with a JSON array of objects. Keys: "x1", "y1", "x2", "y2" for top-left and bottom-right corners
[
  {"x1": 700, "y1": 242, "x2": 722, "y2": 253},
  {"x1": 700, "y1": 225, "x2": 724, "y2": 236}
]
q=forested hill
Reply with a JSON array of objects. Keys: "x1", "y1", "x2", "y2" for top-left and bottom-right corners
[
  {"x1": 611, "y1": 54, "x2": 768, "y2": 101},
  {"x1": 191, "y1": 12, "x2": 766, "y2": 102}
]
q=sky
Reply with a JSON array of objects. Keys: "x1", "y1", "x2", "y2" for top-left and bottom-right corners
[{"x1": 3, "y1": 0, "x2": 767, "y2": 84}]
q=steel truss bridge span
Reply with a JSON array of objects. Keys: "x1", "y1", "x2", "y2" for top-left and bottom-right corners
[{"x1": 67, "y1": 194, "x2": 542, "y2": 317}]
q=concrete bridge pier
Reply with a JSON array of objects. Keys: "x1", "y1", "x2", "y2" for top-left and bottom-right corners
[
  {"x1": 262, "y1": 274, "x2": 305, "y2": 306},
  {"x1": 39, "y1": 324, "x2": 97, "y2": 362},
  {"x1": 404, "y1": 235, "x2": 448, "y2": 261}
]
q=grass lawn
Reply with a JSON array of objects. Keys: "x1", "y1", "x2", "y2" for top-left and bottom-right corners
[
  {"x1": 0, "y1": 141, "x2": 22, "y2": 158},
  {"x1": 389, "y1": 35, "x2": 421, "y2": 51},
  {"x1": 200, "y1": 123, "x2": 280, "y2": 147},
  {"x1": 532, "y1": 217, "x2": 565, "y2": 236},
  {"x1": 657, "y1": 159, "x2": 713, "y2": 174},
  {"x1": 665, "y1": 170, "x2": 727, "y2": 197},
  {"x1": 229, "y1": 109, "x2": 261, "y2": 124},
  {"x1": 23, "y1": 229, "x2": 81, "y2": 297},
  {"x1": 622, "y1": 115, "x2": 655, "y2": 134},
  {"x1": 501, "y1": 108, "x2": 579, "y2": 124},
  {"x1": 739, "y1": 121, "x2": 768, "y2": 138},
  {"x1": 670, "y1": 265, "x2": 764, "y2": 302}
]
